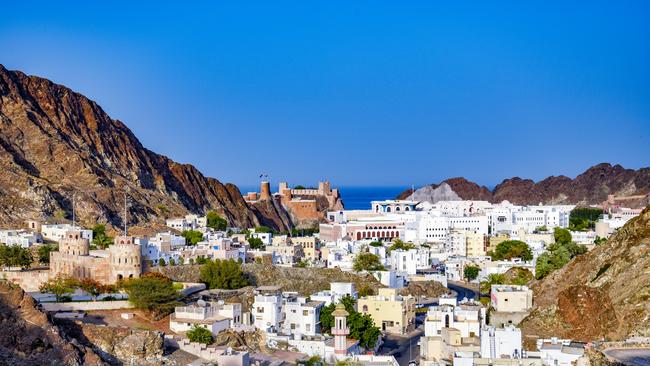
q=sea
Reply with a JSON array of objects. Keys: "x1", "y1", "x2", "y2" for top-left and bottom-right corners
[{"x1": 238, "y1": 185, "x2": 407, "y2": 210}]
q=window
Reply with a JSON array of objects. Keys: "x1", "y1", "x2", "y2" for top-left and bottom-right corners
[{"x1": 303, "y1": 310, "x2": 308, "y2": 316}]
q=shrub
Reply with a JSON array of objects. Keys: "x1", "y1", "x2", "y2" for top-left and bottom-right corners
[
  {"x1": 199, "y1": 259, "x2": 250, "y2": 289},
  {"x1": 187, "y1": 325, "x2": 214, "y2": 345}
]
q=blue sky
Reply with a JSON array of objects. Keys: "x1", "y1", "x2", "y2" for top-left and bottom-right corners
[{"x1": 1, "y1": 1, "x2": 648, "y2": 188}]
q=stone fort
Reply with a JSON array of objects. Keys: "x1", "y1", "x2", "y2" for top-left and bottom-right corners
[
  {"x1": 2, "y1": 230, "x2": 142, "y2": 291},
  {"x1": 245, "y1": 181, "x2": 343, "y2": 224}
]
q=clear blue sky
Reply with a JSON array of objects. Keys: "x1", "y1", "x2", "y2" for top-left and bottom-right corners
[{"x1": 2, "y1": 1, "x2": 648, "y2": 187}]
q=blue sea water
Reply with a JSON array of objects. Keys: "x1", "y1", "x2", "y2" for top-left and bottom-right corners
[
  {"x1": 338, "y1": 186, "x2": 408, "y2": 210},
  {"x1": 237, "y1": 185, "x2": 407, "y2": 210}
]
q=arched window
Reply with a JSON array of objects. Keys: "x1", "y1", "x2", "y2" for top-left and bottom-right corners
[
  {"x1": 445, "y1": 314, "x2": 450, "y2": 328},
  {"x1": 396, "y1": 207, "x2": 401, "y2": 212},
  {"x1": 386, "y1": 207, "x2": 391, "y2": 212},
  {"x1": 357, "y1": 232, "x2": 362, "y2": 240}
]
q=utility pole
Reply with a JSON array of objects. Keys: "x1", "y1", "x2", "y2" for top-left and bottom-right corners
[
  {"x1": 123, "y1": 192, "x2": 127, "y2": 236},
  {"x1": 72, "y1": 192, "x2": 76, "y2": 228}
]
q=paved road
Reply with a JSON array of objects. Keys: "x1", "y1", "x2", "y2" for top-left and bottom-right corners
[
  {"x1": 447, "y1": 281, "x2": 478, "y2": 301},
  {"x1": 603, "y1": 348, "x2": 650, "y2": 366},
  {"x1": 380, "y1": 329, "x2": 423, "y2": 366}
]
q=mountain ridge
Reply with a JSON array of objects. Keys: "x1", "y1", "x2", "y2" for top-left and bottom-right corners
[
  {"x1": 0, "y1": 64, "x2": 289, "y2": 230},
  {"x1": 398, "y1": 163, "x2": 650, "y2": 207}
]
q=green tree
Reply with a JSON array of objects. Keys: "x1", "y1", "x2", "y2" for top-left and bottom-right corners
[
  {"x1": 78, "y1": 278, "x2": 110, "y2": 301},
  {"x1": 368, "y1": 241, "x2": 383, "y2": 247},
  {"x1": 92, "y1": 224, "x2": 113, "y2": 249},
  {"x1": 554, "y1": 227, "x2": 572, "y2": 245},
  {"x1": 320, "y1": 296, "x2": 380, "y2": 349},
  {"x1": 488, "y1": 240, "x2": 533, "y2": 261},
  {"x1": 387, "y1": 239, "x2": 415, "y2": 252},
  {"x1": 464, "y1": 265, "x2": 480, "y2": 282},
  {"x1": 40, "y1": 275, "x2": 78, "y2": 302},
  {"x1": 569, "y1": 207, "x2": 603, "y2": 231},
  {"x1": 255, "y1": 226, "x2": 271, "y2": 233},
  {"x1": 247, "y1": 237, "x2": 265, "y2": 250},
  {"x1": 158, "y1": 258, "x2": 166, "y2": 267},
  {"x1": 0, "y1": 244, "x2": 34, "y2": 269},
  {"x1": 535, "y1": 252, "x2": 553, "y2": 279},
  {"x1": 353, "y1": 253, "x2": 384, "y2": 272},
  {"x1": 480, "y1": 273, "x2": 505, "y2": 293},
  {"x1": 199, "y1": 259, "x2": 250, "y2": 289},
  {"x1": 182, "y1": 230, "x2": 204, "y2": 245},
  {"x1": 169, "y1": 258, "x2": 176, "y2": 266},
  {"x1": 206, "y1": 211, "x2": 228, "y2": 231},
  {"x1": 187, "y1": 325, "x2": 214, "y2": 344},
  {"x1": 122, "y1": 276, "x2": 179, "y2": 314},
  {"x1": 178, "y1": 257, "x2": 184, "y2": 265},
  {"x1": 37, "y1": 244, "x2": 58, "y2": 265}
]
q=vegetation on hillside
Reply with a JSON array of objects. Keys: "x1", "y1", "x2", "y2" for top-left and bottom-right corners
[
  {"x1": 199, "y1": 259, "x2": 250, "y2": 289},
  {"x1": 206, "y1": 211, "x2": 228, "y2": 231}
]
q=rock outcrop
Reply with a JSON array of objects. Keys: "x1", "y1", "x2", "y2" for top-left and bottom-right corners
[
  {"x1": 519, "y1": 206, "x2": 650, "y2": 344},
  {"x1": 0, "y1": 280, "x2": 106, "y2": 366},
  {"x1": 399, "y1": 164, "x2": 650, "y2": 207},
  {"x1": 56, "y1": 321, "x2": 165, "y2": 366},
  {"x1": 0, "y1": 65, "x2": 291, "y2": 231}
]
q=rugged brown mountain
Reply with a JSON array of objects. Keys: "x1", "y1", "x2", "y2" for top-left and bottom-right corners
[
  {"x1": 398, "y1": 163, "x2": 650, "y2": 207},
  {"x1": 0, "y1": 65, "x2": 291, "y2": 230},
  {"x1": 0, "y1": 280, "x2": 106, "y2": 365},
  {"x1": 519, "y1": 205, "x2": 650, "y2": 344}
]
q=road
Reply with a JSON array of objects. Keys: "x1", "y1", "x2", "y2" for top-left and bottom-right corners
[
  {"x1": 603, "y1": 348, "x2": 650, "y2": 366},
  {"x1": 380, "y1": 328, "x2": 423, "y2": 366},
  {"x1": 447, "y1": 281, "x2": 478, "y2": 301}
]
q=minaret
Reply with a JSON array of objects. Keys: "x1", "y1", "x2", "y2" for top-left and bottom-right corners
[{"x1": 331, "y1": 303, "x2": 350, "y2": 355}]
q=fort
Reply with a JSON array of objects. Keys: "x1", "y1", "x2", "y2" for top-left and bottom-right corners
[
  {"x1": 1, "y1": 230, "x2": 142, "y2": 291},
  {"x1": 245, "y1": 181, "x2": 344, "y2": 226}
]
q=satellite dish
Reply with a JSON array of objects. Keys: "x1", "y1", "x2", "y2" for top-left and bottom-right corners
[{"x1": 197, "y1": 299, "x2": 207, "y2": 307}]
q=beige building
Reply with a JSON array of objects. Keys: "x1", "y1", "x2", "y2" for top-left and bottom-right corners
[
  {"x1": 290, "y1": 236, "x2": 321, "y2": 261},
  {"x1": 487, "y1": 234, "x2": 510, "y2": 253},
  {"x1": 420, "y1": 328, "x2": 480, "y2": 365},
  {"x1": 490, "y1": 285, "x2": 533, "y2": 313},
  {"x1": 466, "y1": 232, "x2": 487, "y2": 257},
  {"x1": 358, "y1": 288, "x2": 415, "y2": 335},
  {"x1": 5, "y1": 230, "x2": 142, "y2": 291}
]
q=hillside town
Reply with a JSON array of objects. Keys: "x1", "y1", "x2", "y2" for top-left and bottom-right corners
[{"x1": 1, "y1": 180, "x2": 647, "y2": 366}]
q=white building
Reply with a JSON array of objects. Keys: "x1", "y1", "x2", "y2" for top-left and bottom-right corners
[
  {"x1": 250, "y1": 232, "x2": 272, "y2": 245},
  {"x1": 424, "y1": 296, "x2": 486, "y2": 338},
  {"x1": 252, "y1": 286, "x2": 283, "y2": 332},
  {"x1": 281, "y1": 295, "x2": 324, "y2": 336},
  {"x1": 390, "y1": 248, "x2": 418, "y2": 275},
  {"x1": 169, "y1": 301, "x2": 233, "y2": 336},
  {"x1": 41, "y1": 224, "x2": 92, "y2": 242},
  {"x1": 537, "y1": 338, "x2": 585, "y2": 366},
  {"x1": 311, "y1": 282, "x2": 358, "y2": 306},
  {"x1": 480, "y1": 325, "x2": 523, "y2": 359},
  {"x1": 0, "y1": 230, "x2": 41, "y2": 247}
]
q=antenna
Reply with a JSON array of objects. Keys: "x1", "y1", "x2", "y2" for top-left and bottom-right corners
[
  {"x1": 123, "y1": 191, "x2": 128, "y2": 236},
  {"x1": 72, "y1": 192, "x2": 76, "y2": 228}
]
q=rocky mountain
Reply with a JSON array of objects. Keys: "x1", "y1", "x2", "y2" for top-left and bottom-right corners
[
  {"x1": 399, "y1": 163, "x2": 650, "y2": 207},
  {"x1": 519, "y1": 206, "x2": 650, "y2": 344},
  {"x1": 0, "y1": 65, "x2": 292, "y2": 231},
  {"x1": 0, "y1": 280, "x2": 106, "y2": 365}
]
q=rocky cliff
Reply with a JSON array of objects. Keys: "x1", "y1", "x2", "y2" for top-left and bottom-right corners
[
  {"x1": 0, "y1": 65, "x2": 291, "y2": 231},
  {"x1": 519, "y1": 206, "x2": 650, "y2": 344},
  {"x1": 399, "y1": 163, "x2": 650, "y2": 207},
  {"x1": 0, "y1": 280, "x2": 106, "y2": 366}
]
